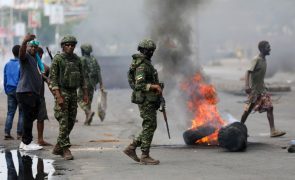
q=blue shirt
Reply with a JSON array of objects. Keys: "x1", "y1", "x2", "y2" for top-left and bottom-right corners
[{"x1": 4, "y1": 58, "x2": 21, "y2": 94}]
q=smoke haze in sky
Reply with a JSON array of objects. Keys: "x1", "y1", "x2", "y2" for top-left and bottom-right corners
[
  {"x1": 75, "y1": 0, "x2": 295, "y2": 77},
  {"x1": 74, "y1": 0, "x2": 147, "y2": 56}
]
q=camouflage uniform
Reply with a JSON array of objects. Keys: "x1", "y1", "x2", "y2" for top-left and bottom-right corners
[
  {"x1": 78, "y1": 44, "x2": 102, "y2": 121},
  {"x1": 124, "y1": 40, "x2": 160, "y2": 156},
  {"x1": 131, "y1": 53, "x2": 160, "y2": 152},
  {"x1": 124, "y1": 40, "x2": 161, "y2": 165},
  {"x1": 50, "y1": 36, "x2": 86, "y2": 149}
]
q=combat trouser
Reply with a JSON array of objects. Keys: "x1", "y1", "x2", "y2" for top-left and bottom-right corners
[
  {"x1": 134, "y1": 101, "x2": 158, "y2": 152},
  {"x1": 54, "y1": 88, "x2": 77, "y2": 148}
]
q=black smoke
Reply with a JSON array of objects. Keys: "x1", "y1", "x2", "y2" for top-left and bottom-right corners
[{"x1": 145, "y1": 0, "x2": 204, "y2": 89}]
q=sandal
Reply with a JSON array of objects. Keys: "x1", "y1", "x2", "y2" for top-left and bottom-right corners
[{"x1": 270, "y1": 130, "x2": 286, "y2": 137}]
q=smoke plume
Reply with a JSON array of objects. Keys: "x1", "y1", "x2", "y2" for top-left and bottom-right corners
[
  {"x1": 144, "y1": 0, "x2": 206, "y2": 135},
  {"x1": 145, "y1": 0, "x2": 203, "y2": 89}
]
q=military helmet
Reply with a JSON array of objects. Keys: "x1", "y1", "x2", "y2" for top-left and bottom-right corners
[
  {"x1": 80, "y1": 44, "x2": 92, "y2": 53},
  {"x1": 60, "y1": 35, "x2": 77, "y2": 45},
  {"x1": 138, "y1": 39, "x2": 156, "y2": 51}
]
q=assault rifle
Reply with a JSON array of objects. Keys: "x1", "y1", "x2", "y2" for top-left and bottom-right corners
[
  {"x1": 158, "y1": 82, "x2": 171, "y2": 139},
  {"x1": 44, "y1": 47, "x2": 54, "y2": 95},
  {"x1": 46, "y1": 47, "x2": 53, "y2": 60}
]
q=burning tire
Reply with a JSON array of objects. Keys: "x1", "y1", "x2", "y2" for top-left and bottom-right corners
[
  {"x1": 183, "y1": 125, "x2": 216, "y2": 145},
  {"x1": 218, "y1": 122, "x2": 248, "y2": 152}
]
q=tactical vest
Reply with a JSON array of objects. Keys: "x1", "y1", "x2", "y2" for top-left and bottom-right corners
[
  {"x1": 85, "y1": 55, "x2": 99, "y2": 86},
  {"x1": 57, "y1": 53, "x2": 81, "y2": 89},
  {"x1": 142, "y1": 60, "x2": 160, "y2": 103},
  {"x1": 128, "y1": 54, "x2": 144, "y2": 90},
  {"x1": 142, "y1": 60, "x2": 159, "y2": 85},
  {"x1": 128, "y1": 54, "x2": 159, "y2": 104}
]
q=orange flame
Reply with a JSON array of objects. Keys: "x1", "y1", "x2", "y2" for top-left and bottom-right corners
[{"x1": 181, "y1": 73, "x2": 227, "y2": 145}]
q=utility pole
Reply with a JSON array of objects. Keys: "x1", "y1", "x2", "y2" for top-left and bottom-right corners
[
  {"x1": 55, "y1": 24, "x2": 60, "y2": 47},
  {"x1": 9, "y1": 7, "x2": 13, "y2": 48},
  {"x1": 55, "y1": 0, "x2": 61, "y2": 47},
  {"x1": 0, "y1": 7, "x2": 4, "y2": 47}
]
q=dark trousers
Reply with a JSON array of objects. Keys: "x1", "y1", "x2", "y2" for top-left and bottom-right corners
[
  {"x1": 17, "y1": 93, "x2": 41, "y2": 145},
  {"x1": 5, "y1": 151, "x2": 17, "y2": 180}
]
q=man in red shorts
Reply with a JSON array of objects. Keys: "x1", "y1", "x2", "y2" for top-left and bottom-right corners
[{"x1": 240, "y1": 40, "x2": 286, "y2": 137}]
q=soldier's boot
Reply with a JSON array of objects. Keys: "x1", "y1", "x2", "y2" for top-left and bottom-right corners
[
  {"x1": 140, "y1": 151, "x2": 160, "y2": 165},
  {"x1": 63, "y1": 148, "x2": 74, "y2": 160},
  {"x1": 123, "y1": 143, "x2": 140, "y2": 162},
  {"x1": 52, "y1": 144, "x2": 63, "y2": 156}
]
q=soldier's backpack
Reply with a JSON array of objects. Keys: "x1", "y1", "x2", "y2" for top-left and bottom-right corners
[
  {"x1": 85, "y1": 55, "x2": 100, "y2": 86},
  {"x1": 128, "y1": 54, "x2": 146, "y2": 104},
  {"x1": 127, "y1": 54, "x2": 144, "y2": 90}
]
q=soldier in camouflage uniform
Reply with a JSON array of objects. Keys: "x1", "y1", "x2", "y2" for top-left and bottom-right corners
[
  {"x1": 124, "y1": 39, "x2": 162, "y2": 165},
  {"x1": 78, "y1": 44, "x2": 103, "y2": 125},
  {"x1": 50, "y1": 35, "x2": 89, "y2": 160}
]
